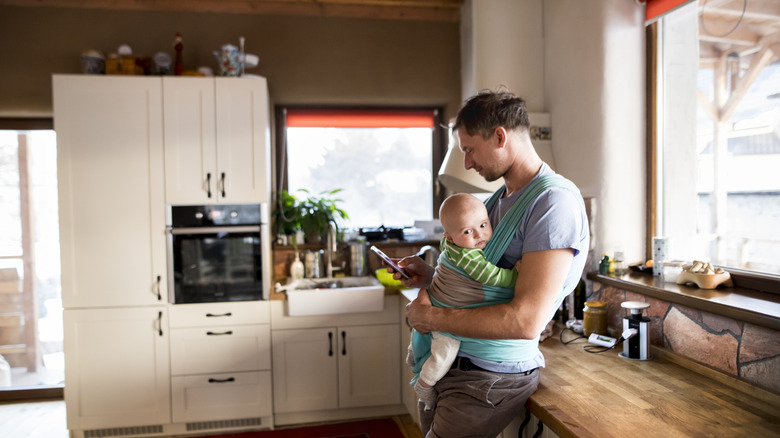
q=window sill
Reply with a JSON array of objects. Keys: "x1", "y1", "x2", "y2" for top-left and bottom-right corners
[{"x1": 586, "y1": 271, "x2": 780, "y2": 331}]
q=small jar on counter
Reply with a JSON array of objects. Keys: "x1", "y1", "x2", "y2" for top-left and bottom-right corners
[{"x1": 583, "y1": 300, "x2": 608, "y2": 336}]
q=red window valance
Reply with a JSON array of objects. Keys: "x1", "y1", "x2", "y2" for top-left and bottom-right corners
[
  {"x1": 645, "y1": 0, "x2": 695, "y2": 24},
  {"x1": 286, "y1": 109, "x2": 435, "y2": 128}
]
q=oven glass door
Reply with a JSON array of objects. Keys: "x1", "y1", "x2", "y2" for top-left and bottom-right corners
[{"x1": 171, "y1": 227, "x2": 263, "y2": 303}]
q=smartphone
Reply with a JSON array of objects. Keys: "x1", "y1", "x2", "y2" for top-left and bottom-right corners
[{"x1": 370, "y1": 245, "x2": 409, "y2": 279}]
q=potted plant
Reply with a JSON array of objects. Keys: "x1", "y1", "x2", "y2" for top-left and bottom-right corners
[
  {"x1": 298, "y1": 189, "x2": 349, "y2": 244},
  {"x1": 273, "y1": 189, "x2": 304, "y2": 248}
]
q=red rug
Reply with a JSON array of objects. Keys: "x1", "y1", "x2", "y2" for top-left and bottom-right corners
[{"x1": 200, "y1": 418, "x2": 405, "y2": 438}]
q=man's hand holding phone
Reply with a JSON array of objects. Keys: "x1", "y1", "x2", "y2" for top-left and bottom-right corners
[{"x1": 370, "y1": 246, "x2": 409, "y2": 279}]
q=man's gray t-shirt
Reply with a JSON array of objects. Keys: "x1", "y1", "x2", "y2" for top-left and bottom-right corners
[{"x1": 461, "y1": 163, "x2": 589, "y2": 372}]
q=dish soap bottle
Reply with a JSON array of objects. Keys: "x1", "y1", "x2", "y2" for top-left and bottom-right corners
[{"x1": 290, "y1": 252, "x2": 304, "y2": 280}]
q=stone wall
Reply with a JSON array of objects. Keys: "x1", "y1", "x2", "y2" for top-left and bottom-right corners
[{"x1": 591, "y1": 282, "x2": 780, "y2": 394}]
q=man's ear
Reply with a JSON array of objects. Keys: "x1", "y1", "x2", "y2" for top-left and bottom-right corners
[{"x1": 494, "y1": 127, "x2": 509, "y2": 149}]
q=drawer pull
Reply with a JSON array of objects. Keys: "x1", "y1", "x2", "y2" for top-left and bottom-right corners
[
  {"x1": 328, "y1": 332, "x2": 333, "y2": 356},
  {"x1": 341, "y1": 330, "x2": 347, "y2": 355},
  {"x1": 206, "y1": 330, "x2": 233, "y2": 336},
  {"x1": 205, "y1": 312, "x2": 233, "y2": 318},
  {"x1": 208, "y1": 377, "x2": 235, "y2": 384}
]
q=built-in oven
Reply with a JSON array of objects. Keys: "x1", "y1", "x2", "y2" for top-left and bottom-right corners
[{"x1": 166, "y1": 203, "x2": 271, "y2": 304}]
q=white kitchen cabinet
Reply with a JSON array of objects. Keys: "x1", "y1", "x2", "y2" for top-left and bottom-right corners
[
  {"x1": 163, "y1": 76, "x2": 271, "y2": 205},
  {"x1": 270, "y1": 296, "x2": 403, "y2": 424},
  {"x1": 272, "y1": 324, "x2": 400, "y2": 414},
  {"x1": 53, "y1": 75, "x2": 167, "y2": 308},
  {"x1": 169, "y1": 302, "x2": 273, "y2": 427},
  {"x1": 63, "y1": 307, "x2": 170, "y2": 432}
]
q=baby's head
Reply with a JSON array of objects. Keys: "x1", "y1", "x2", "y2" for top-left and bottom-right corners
[{"x1": 439, "y1": 193, "x2": 493, "y2": 249}]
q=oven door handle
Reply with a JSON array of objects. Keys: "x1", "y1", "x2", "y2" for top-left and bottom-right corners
[{"x1": 168, "y1": 225, "x2": 261, "y2": 235}]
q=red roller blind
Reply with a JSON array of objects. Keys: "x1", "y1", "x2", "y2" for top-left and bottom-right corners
[
  {"x1": 286, "y1": 109, "x2": 435, "y2": 128},
  {"x1": 645, "y1": 0, "x2": 695, "y2": 23}
]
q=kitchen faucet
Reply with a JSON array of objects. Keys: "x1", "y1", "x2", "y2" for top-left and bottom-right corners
[
  {"x1": 416, "y1": 244, "x2": 440, "y2": 267},
  {"x1": 326, "y1": 221, "x2": 340, "y2": 278}
]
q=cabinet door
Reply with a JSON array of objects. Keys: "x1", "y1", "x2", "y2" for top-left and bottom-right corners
[
  {"x1": 63, "y1": 307, "x2": 170, "y2": 431},
  {"x1": 53, "y1": 75, "x2": 167, "y2": 308},
  {"x1": 338, "y1": 324, "x2": 401, "y2": 408},
  {"x1": 271, "y1": 328, "x2": 338, "y2": 413},
  {"x1": 215, "y1": 77, "x2": 271, "y2": 204},
  {"x1": 162, "y1": 77, "x2": 217, "y2": 204}
]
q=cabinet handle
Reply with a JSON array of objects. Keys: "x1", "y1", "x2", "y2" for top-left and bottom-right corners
[
  {"x1": 328, "y1": 332, "x2": 333, "y2": 357},
  {"x1": 220, "y1": 172, "x2": 226, "y2": 198},
  {"x1": 206, "y1": 330, "x2": 233, "y2": 336},
  {"x1": 341, "y1": 331, "x2": 347, "y2": 356},
  {"x1": 208, "y1": 377, "x2": 235, "y2": 384},
  {"x1": 157, "y1": 311, "x2": 163, "y2": 337},
  {"x1": 156, "y1": 275, "x2": 161, "y2": 301},
  {"x1": 205, "y1": 312, "x2": 232, "y2": 318},
  {"x1": 207, "y1": 172, "x2": 212, "y2": 198}
]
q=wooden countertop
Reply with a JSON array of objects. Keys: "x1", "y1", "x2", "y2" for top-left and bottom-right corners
[{"x1": 532, "y1": 327, "x2": 780, "y2": 438}]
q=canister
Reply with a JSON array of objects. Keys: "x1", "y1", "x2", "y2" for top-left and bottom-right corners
[
  {"x1": 349, "y1": 241, "x2": 367, "y2": 277},
  {"x1": 304, "y1": 250, "x2": 323, "y2": 278},
  {"x1": 583, "y1": 300, "x2": 608, "y2": 336}
]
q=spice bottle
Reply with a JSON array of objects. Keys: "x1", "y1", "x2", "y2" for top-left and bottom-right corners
[
  {"x1": 614, "y1": 250, "x2": 627, "y2": 276},
  {"x1": 583, "y1": 300, "x2": 608, "y2": 336},
  {"x1": 599, "y1": 254, "x2": 611, "y2": 274}
]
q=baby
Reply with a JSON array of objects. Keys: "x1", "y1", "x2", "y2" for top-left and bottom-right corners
[{"x1": 408, "y1": 193, "x2": 518, "y2": 410}]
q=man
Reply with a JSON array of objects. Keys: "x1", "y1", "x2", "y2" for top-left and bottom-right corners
[{"x1": 396, "y1": 90, "x2": 589, "y2": 437}]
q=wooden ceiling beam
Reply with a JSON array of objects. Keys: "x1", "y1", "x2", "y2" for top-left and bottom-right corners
[{"x1": 0, "y1": 0, "x2": 462, "y2": 22}]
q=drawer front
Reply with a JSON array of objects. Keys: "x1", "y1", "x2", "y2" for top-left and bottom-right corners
[
  {"x1": 170, "y1": 325, "x2": 271, "y2": 375},
  {"x1": 171, "y1": 371, "x2": 272, "y2": 423},
  {"x1": 170, "y1": 301, "x2": 269, "y2": 327}
]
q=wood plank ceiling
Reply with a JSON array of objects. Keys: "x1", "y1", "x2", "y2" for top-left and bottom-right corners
[
  {"x1": 0, "y1": 0, "x2": 464, "y2": 22},
  {"x1": 698, "y1": 0, "x2": 780, "y2": 68}
]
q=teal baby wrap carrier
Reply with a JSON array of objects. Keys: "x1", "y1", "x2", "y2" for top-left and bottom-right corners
[{"x1": 410, "y1": 174, "x2": 579, "y2": 381}]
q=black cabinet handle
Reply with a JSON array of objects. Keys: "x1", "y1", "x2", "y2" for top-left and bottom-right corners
[
  {"x1": 206, "y1": 330, "x2": 233, "y2": 336},
  {"x1": 208, "y1": 377, "x2": 235, "y2": 383},
  {"x1": 157, "y1": 311, "x2": 163, "y2": 337},
  {"x1": 220, "y1": 172, "x2": 226, "y2": 197},
  {"x1": 341, "y1": 331, "x2": 346, "y2": 356},
  {"x1": 207, "y1": 172, "x2": 212, "y2": 198},
  {"x1": 328, "y1": 331, "x2": 333, "y2": 356},
  {"x1": 156, "y1": 275, "x2": 161, "y2": 301},
  {"x1": 205, "y1": 312, "x2": 232, "y2": 318}
]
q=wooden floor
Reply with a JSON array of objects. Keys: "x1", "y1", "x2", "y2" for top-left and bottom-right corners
[{"x1": 0, "y1": 398, "x2": 423, "y2": 438}]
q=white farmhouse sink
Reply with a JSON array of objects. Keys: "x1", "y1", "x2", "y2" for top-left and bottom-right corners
[{"x1": 282, "y1": 276, "x2": 385, "y2": 316}]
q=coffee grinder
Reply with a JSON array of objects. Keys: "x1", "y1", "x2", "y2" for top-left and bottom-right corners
[{"x1": 619, "y1": 301, "x2": 651, "y2": 360}]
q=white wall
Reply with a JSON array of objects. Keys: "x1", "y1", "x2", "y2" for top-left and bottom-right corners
[
  {"x1": 462, "y1": 0, "x2": 647, "y2": 266},
  {"x1": 461, "y1": 0, "x2": 545, "y2": 111}
]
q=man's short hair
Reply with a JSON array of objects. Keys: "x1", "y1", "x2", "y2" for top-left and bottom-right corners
[{"x1": 454, "y1": 89, "x2": 529, "y2": 139}]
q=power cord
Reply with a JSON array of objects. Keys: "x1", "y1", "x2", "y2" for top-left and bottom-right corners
[
  {"x1": 582, "y1": 329, "x2": 638, "y2": 354},
  {"x1": 559, "y1": 327, "x2": 586, "y2": 345}
]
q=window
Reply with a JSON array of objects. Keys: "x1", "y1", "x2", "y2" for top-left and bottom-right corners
[
  {"x1": 0, "y1": 121, "x2": 63, "y2": 394},
  {"x1": 276, "y1": 108, "x2": 445, "y2": 231},
  {"x1": 655, "y1": 1, "x2": 780, "y2": 278}
]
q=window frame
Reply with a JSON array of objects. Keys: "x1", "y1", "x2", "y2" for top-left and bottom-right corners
[
  {"x1": 273, "y1": 105, "x2": 448, "y2": 223},
  {"x1": 646, "y1": 22, "x2": 780, "y2": 295},
  {"x1": 0, "y1": 116, "x2": 64, "y2": 402}
]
